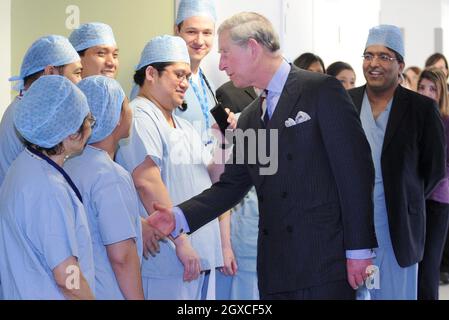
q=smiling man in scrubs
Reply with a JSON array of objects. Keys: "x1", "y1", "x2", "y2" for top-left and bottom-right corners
[
  {"x1": 117, "y1": 35, "x2": 235, "y2": 300},
  {"x1": 69, "y1": 22, "x2": 119, "y2": 79}
]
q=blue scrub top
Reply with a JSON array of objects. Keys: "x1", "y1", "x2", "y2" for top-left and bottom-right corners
[
  {"x1": 65, "y1": 145, "x2": 143, "y2": 299},
  {"x1": 175, "y1": 70, "x2": 216, "y2": 148},
  {"x1": 360, "y1": 92, "x2": 393, "y2": 243},
  {"x1": 230, "y1": 187, "x2": 259, "y2": 272},
  {"x1": 116, "y1": 96, "x2": 223, "y2": 278},
  {"x1": 0, "y1": 149, "x2": 95, "y2": 299},
  {"x1": 0, "y1": 97, "x2": 25, "y2": 187}
]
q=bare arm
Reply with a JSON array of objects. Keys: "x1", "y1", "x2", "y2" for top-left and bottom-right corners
[
  {"x1": 133, "y1": 157, "x2": 171, "y2": 258},
  {"x1": 133, "y1": 157, "x2": 200, "y2": 280},
  {"x1": 218, "y1": 211, "x2": 237, "y2": 276},
  {"x1": 53, "y1": 256, "x2": 95, "y2": 300},
  {"x1": 106, "y1": 239, "x2": 144, "y2": 300},
  {"x1": 132, "y1": 157, "x2": 173, "y2": 214},
  {"x1": 173, "y1": 234, "x2": 201, "y2": 281}
]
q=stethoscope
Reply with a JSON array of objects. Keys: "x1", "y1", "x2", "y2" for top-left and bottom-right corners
[{"x1": 177, "y1": 71, "x2": 219, "y2": 112}]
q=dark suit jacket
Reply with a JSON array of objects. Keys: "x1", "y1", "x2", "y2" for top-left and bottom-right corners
[
  {"x1": 216, "y1": 81, "x2": 258, "y2": 113},
  {"x1": 179, "y1": 66, "x2": 377, "y2": 295},
  {"x1": 348, "y1": 85, "x2": 446, "y2": 267}
]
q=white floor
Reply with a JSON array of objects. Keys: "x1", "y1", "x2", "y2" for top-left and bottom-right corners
[{"x1": 440, "y1": 284, "x2": 449, "y2": 300}]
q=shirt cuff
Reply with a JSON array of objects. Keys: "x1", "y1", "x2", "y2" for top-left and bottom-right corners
[
  {"x1": 346, "y1": 249, "x2": 376, "y2": 259},
  {"x1": 170, "y1": 207, "x2": 191, "y2": 238}
]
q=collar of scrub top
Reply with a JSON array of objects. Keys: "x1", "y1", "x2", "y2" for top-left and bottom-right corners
[{"x1": 26, "y1": 146, "x2": 83, "y2": 204}]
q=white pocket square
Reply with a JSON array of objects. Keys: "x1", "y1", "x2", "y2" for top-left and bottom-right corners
[{"x1": 285, "y1": 111, "x2": 311, "y2": 128}]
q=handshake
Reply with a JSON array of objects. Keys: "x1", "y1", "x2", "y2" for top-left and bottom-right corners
[
  {"x1": 146, "y1": 203, "x2": 176, "y2": 237},
  {"x1": 143, "y1": 203, "x2": 202, "y2": 282}
]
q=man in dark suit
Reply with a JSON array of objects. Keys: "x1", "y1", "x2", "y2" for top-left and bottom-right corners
[
  {"x1": 216, "y1": 81, "x2": 257, "y2": 113},
  {"x1": 348, "y1": 25, "x2": 446, "y2": 300},
  {"x1": 148, "y1": 12, "x2": 377, "y2": 300}
]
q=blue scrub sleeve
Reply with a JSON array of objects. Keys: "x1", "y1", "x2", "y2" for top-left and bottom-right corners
[
  {"x1": 127, "y1": 114, "x2": 164, "y2": 171},
  {"x1": 30, "y1": 195, "x2": 80, "y2": 270},
  {"x1": 94, "y1": 180, "x2": 139, "y2": 246}
]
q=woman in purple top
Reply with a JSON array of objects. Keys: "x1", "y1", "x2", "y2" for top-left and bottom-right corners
[{"x1": 417, "y1": 67, "x2": 449, "y2": 299}]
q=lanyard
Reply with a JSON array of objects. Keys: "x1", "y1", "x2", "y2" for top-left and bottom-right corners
[
  {"x1": 27, "y1": 147, "x2": 83, "y2": 204},
  {"x1": 189, "y1": 70, "x2": 212, "y2": 145}
]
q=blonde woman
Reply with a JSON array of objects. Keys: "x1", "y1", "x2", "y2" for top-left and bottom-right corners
[{"x1": 417, "y1": 67, "x2": 449, "y2": 300}]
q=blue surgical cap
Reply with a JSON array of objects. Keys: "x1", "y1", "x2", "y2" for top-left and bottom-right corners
[
  {"x1": 135, "y1": 35, "x2": 190, "y2": 71},
  {"x1": 365, "y1": 24, "x2": 405, "y2": 59},
  {"x1": 9, "y1": 35, "x2": 80, "y2": 91},
  {"x1": 69, "y1": 22, "x2": 117, "y2": 52},
  {"x1": 14, "y1": 75, "x2": 89, "y2": 148},
  {"x1": 78, "y1": 76, "x2": 125, "y2": 144},
  {"x1": 176, "y1": 0, "x2": 217, "y2": 25}
]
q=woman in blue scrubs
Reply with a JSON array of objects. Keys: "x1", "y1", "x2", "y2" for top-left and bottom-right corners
[{"x1": 0, "y1": 75, "x2": 95, "y2": 300}]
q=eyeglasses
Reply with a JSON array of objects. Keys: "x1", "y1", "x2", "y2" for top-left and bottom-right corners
[
  {"x1": 164, "y1": 69, "x2": 190, "y2": 84},
  {"x1": 174, "y1": 72, "x2": 190, "y2": 84},
  {"x1": 362, "y1": 53, "x2": 397, "y2": 63},
  {"x1": 86, "y1": 114, "x2": 96, "y2": 129}
]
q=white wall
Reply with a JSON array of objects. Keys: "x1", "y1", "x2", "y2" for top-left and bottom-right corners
[
  {"x1": 380, "y1": 0, "x2": 443, "y2": 69},
  {"x1": 203, "y1": 0, "x2": 449, "y2": 89},
  {"x1": 443, "y1": 0, "x2": 449, "y2": 56},
  {"x1": 0, "y1": 0, "x2": 11, "y2": 116},
  {"x1": 310, "y1": 0, "x2": 380, "y2": 86},
  {"x1": 203, "y1": 0, "x2": 380, "y2": 88},
  {"x1": 281, "y1": 0, "x2": 314, "y2": 61}
]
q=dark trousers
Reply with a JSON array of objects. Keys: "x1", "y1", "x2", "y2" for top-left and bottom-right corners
[
  {"x1": 418, "y1": 200, "x2": 449, "y2": 300},
  {"x1": 441, "y1": 216, "x2": 449, "y2": 272},
  {"x1": 260, "y1": 280, "x2": 355, "y2": 300}
]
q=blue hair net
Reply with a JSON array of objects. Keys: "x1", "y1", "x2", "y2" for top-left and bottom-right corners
[
  {"x1": 78, "y1": 76, "x2": 125, "y2": 144},
  {"x1": 176, "y1": 0, "x2": 217, "y2": 25},
  {"x1": 69, "y1": 22, "x2": 117, "y2": 52},
  {"x1": 14, "y1": 75, "x2": 89, "y2": 148},
  {"x1": 135, "y1": 35, "x2": 190, "y2": 71},
  {"x1": 9, "y1": 35, "x2": 80, "y2": 91},
  {"x1": 365, "y1": 25, "x2": 405, "y2": 59}
]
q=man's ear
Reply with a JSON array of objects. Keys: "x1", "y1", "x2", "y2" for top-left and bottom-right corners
[
  {"x1": 43, "y1": 65, "x2": 57, "y2": 75},
  {"x1": 247, "y1": 38, "x2": 261, "y2": 58},
  {"x1": 145, "y1": 66, "x2": 157, "y2": 82}
]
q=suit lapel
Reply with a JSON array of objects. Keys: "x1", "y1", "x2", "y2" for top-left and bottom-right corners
[
  {"x1": 383, "y1": 86, "x2": 409, "y2": 152},
  {"x1": 267, "y1": 68, "x2": 303, "y2": 139},
  {"x1": 251, "y1": 68, "x2": 303, "y2": 189},
  {"x1": 350, "y1": 86, "x2": 366, "y2": 115},
  {"x1": 350, "y1": 85, "x2": 408, "y2": 152},
  {"x1": 249, "y1": 97, "x2": 264, "y2": 130},
  {"x1": 245, "y1": 87, "x2": 258, "y2": 100}
]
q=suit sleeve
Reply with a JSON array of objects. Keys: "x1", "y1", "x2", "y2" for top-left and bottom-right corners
[
  {"x1": 317, "y1": 77, "x2": 377, "y2": 250},
  {"x1": 420, "y1": 101, "x2": 446, "y2": 197}
]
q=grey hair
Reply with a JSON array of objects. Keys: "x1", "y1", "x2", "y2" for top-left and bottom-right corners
[{"x1": 218, "y1": 12, "x2": 280, "y2": 52}]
